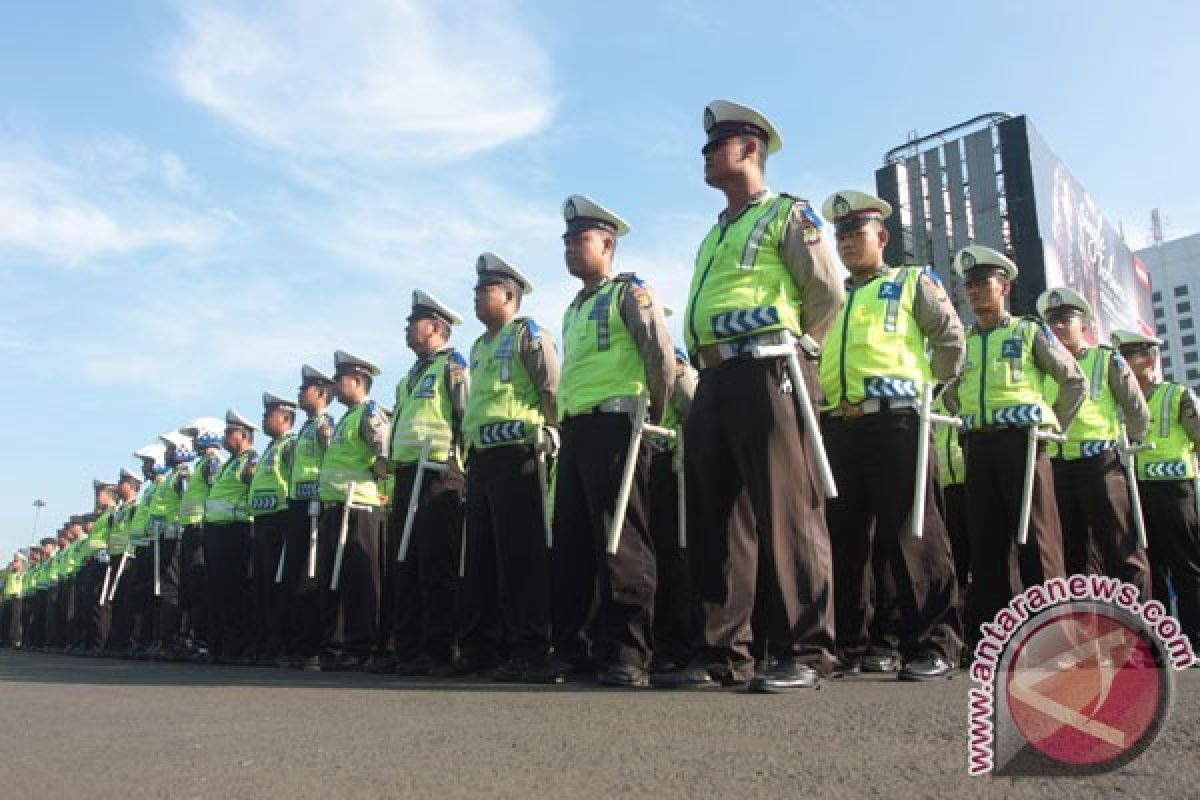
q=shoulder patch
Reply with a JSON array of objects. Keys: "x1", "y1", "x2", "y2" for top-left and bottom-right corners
[
  {"x1": 367, "y1": 400, "x2": 380, "y2": 416},
  {"x1": 448, "y1": 350, "x2": 468, "y2": 368},
  {"x1": 793, "y1": 200, "x2": 823, "y2": 245},
  {"x1": 519, "y1": 316, "x2": 541, "y2": 338},
  {"x1": 614, "y1": 271, "x2": 644, "y2": 286},
  {"x1": 920, "y1": 264, "x2": 944, "y2": 288}
]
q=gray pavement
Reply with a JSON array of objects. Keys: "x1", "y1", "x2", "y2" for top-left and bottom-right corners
[{"x1": 0, "y1": 650, "x2": 1197, "y2": 799}]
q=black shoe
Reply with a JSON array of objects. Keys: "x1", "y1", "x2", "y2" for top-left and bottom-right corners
[
  {"x1": 319, "y1": 653, "x2": 365, "y2": 672},
  {"x1": 898, "y1": 653, "x2": 954, "y2": 682},
  {"x1": 393, "y1": 653, "x2": 435, "y2": 676},
  {"x1": 597, "y1": 663, "x2": 649, "y2": 688},
  {"x1": 650, "y1": 663, "x2": 720, "y2": 689},
  {"x1": 429, "y1": 654, "x2": 492, "y2": 677},
  {"x1": 294, "y1": 656, "x2": 321, "y2": 671},
  {"x1": 748, "y1": 659, "x2": 820, "y2": 693},
  {"x1": 861, "y1": 653, "x2": 901, "y2": 673},
  {"x1": 509, "y1": 656, "x2": 565, "y2": 685},
  {"x1": 833, "y1": 654, "x2": 862, "y2": 677},
  {"x1": 365, "y1": 654, "x2": 398, "y2": 675},
  {"x1": 491, "y1": 657, "x2": 529, "y2": 683}
]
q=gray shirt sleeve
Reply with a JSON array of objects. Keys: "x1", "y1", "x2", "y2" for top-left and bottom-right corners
[
  {"x1": 618, "y1": 280, "x2": 675, "y2": 424},
  {"x1": 912, "y1": 272, "x2": 966, "y2": 383},
  {"x1": 778, "y1": 201, "x2": 847, "y2": 343},
  {"x1": 1108, "y1": 351, "x2": 1151, "y2": 442},
  {"x1": 518, "y1": 321, "x2": 561, "y2": 424},
  {"x1": 671, "y1": 364, "x2": 698, "y2": 419},
  {"x1": 1179, "y1": 387, "x2": 1200, "y2": 444},
  {"x1": 1032, "y1": 326, "x2": 1087, "y2": 431}
]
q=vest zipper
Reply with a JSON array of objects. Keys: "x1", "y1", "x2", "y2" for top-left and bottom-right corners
[
  {"x1": 838, "y1": 285, "x2": 858, "y2": 404},
  {"x1": 978, "y1": 329, "x2": 989, "y2": 426}
]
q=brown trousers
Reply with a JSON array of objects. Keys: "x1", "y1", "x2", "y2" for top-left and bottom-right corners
[
  {"x1": 685, "y1": 356, "x2": 835, "y2": 677},
  {"x1": 1052, "y1": 451, "x2": 1151, "y2": 597},
  {"x1": 963, "y1": 429, "x2": 1065, "y2": 646}
]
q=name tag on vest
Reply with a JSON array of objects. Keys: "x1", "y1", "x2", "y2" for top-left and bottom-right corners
[
  {"x1": 877, "y1": 281, "x2": 902, "y2": 300},
  {"x1": 1001, "y1": 339, "x2": 1022, "y2": 359}
]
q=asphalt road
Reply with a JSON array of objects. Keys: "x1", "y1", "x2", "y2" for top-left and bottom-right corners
[{"x1": 0, "y1": 650, "x2": 1197, "y2": 799}]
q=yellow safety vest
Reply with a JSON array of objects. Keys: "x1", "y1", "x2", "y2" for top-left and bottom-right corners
[
  {"x1": 464, "y1": 318, "x2": 546, "y2": 449},
  {"x1": 391, "y1": 351, "x2": 459, "y2": 464},
  {"x1": 560, "y1": 277, "x2": 647, "y2": 418},
  {"x1": 1045, "y1": 346, "x2": 1121, "y2": 460},
  {"x1": 958, "y1": 317, "x2": 1057, "y2": 431},
  {"x1": 248, "y1": 435, "x2": 294, "y2": 516},
  {"x1": 819, "y1": 266, "x2": 932, "y2": 408},
  {"x1": 1140, "y1": 382, "x2": 1197, "y2": 480},
  {"x1": 205, "y1": 452, "x2": 255, "y2": 523},
  {"x1": 319, "y1": 402, "x2": 384, "y2": 506}
]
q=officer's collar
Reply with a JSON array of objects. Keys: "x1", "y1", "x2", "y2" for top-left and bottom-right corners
[
  {"x1": 572, "y1": 276, "x2": 612, "y2": 307},
  {"x1": 718, "y1": 188, "x2": 772, "y2": 227},
  {"x1": 845, "y1": 266, "x2": 889, "y2": 288}
]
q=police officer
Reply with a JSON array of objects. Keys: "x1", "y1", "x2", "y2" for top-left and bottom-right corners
[
  {"x1": 283, "y1": 365, "x2": 336, "y2": 670},
  {"x1": 817, "y1": 190, "x2": 964, "y2": 680},
  {"x1": 104, "y1": 468, "x2": 143, "y2": 655},
  {"x1": 944, "y1": 246, "x2": 1086, "y2": 645},
  {"x1": 1114, "y1": 330, "x2": 1200, "y2": 655},
  {"x1": 647, "y1": 346, "x2": 696, "y2": 674},
  {"x1": 317, "y1": 350, "x2": 390, "y2": 672},
  {"x1": 151, "y1": 431, "x2": 194, "y2": 660},
  {"x1": 1038, "y1": 289, "x2": 1151, "y2": 595},
  {"x1": 247, "y1": 392, "x2": 298, "y2": 666},
  {"x1": 203, "y1": 409, "x2": 259, "y2": 664},
  {"x1": 1, "y1": 551, "x2": 27, "y2": 647},
  {"x1": 127, "y1": 443, "x2": 169, "y2": 657},
  {"x1": 457, "y1": 253, "x2": 560, "y2": 681},
  {"x1": 552, "y1": 193, "x2": 674, "y2": 688},
  {"x1": 177, "y1": 417, "x2": 226, "y2": 660},
  {"x1": 659, "y1": 100, "x2": 844, "y2": 692},
  {"x1": 79, "y1": 480, "x2": 117, "y2": 654},
  {"x1": 380, "y1": 292, "x2": 469, "y2": 676}
]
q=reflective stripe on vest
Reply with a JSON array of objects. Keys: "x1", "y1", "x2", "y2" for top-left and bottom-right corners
[
  {"x1": 1139, "y1": 382, "x2": 1197, "y2": 480},
  {"x1": 958, "y1": 318, "x2": 1057, "y2": 431},
  {"x1": 819, "y1": 266, "x2": 932, "y2": 408},
  {"x1": 248, "y1": 435, "x2": 294, "y2": 516},
  {"x1": 684, "y1": 193, "x2": 805, "y2": 351},
  {"x1": 464, "y1": 318, "x2": 546, "y2": 450},
  {"x1": 319, "y1": 403, "x2": 382, "y2": 506},
  {"x1": 205, "y1": 452, "x2": 254, "y2": 523},
  {"x1": 1046, "y1": 346, "x2": 1120, "y2": 460},
  {"x1": 560, "y1": 279, "x2": 647, "y2": 418}
]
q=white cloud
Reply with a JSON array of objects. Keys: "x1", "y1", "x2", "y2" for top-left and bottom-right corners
[
  {"x1": 0, "y1": 137, "x2": 229, "y2": 265},
  {"x1": 168, "y1": 0, "x2": 556, "y2": 162}
]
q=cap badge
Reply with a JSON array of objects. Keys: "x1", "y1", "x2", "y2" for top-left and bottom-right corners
[
  {"x1": 564, "y1": 199, "x2": 577, "y2": 220},
  {"x1": 1049, "y1": 290, "x2": 1062, "y2": 306},
  {"x1": 476, "y1": 255, "x2": 487, "y2": 271},
  {"x1": 832, "y1": 195, "x2": 850, "y2": 218},
  {"x1": 961, "y1": 251, "x2": 976, "y2": 269},
  {"x1": 703, "y1": 107, "x2": 716, "y2": 132}
]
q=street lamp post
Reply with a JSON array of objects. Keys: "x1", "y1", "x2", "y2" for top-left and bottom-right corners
[{"x1": 31, "y1": 499, "x2": 46, "y2": 544}]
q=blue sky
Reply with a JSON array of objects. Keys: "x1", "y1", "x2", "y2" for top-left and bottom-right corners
[{"x1": 2, "y1": 0, "x2": 1197, "y2": 555}]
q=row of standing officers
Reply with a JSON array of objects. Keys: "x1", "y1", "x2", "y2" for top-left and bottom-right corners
[{"x1": 3, "y1": 99, "x2": 1199, "y2": 690}]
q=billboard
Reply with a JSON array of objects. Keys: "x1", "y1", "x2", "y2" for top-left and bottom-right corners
[
  {"x1": 1023, "y1": 122, "x2": 1155, "y2": 341},
  {"x1": 876, "y1": 115, "x2": 1154, "y2": 342}
]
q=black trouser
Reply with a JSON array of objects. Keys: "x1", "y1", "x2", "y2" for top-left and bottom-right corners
[
  {"x1": 79, "y1": 560, "x2": 111, "y2": 650},
  {"x1": 1, "y1": 597, "x2": 21, "y2": 644},
  {"x1": 647, "y1": 446, "x2": 694, "y2": 668},
  {"x1": 1140, "y1": 480, "x2": 1200, "y2": 643},
  {"x1": 1053, "y1": 451, "x2": 1151, "y2": 597},
  {"x1": 319, "y1": 502, "x2": 381, "y2": 659},
  {"x1": 106, "y1": 552, "x2": 137, "y2": 652},
  {"x1": 44, "y1": 585, "x2": 60, "y2": 648},
  {"x1": 283, "y1": 499, "x2": 322, "y2": 658},
  {"x1": 250, "y1": 512, "x2": 290, "y2": 659},
  {"x1": 62, "y1": 576, "x2": 79, "y2": 648},
  {"x1": 129, "y1": 546, "x2": 156, "y2": 648},
  {"x1": 385, "y1": 464, "x2": 464, "y2": 663},
  {"x1": 179, "y1": 525, "x2": 208, "y2": 647},
  {"x1": 941, "y1": 483, "x2": 971, "y2": 632},
  {"x1": 963, "y1": 430, "x2": 1065, "y2": 647},
  {"x1": 685, "y1": 357, "x2": 835, "y2": 679},
  {"x1": 154, "y1": 537, "x2": 182, "y2": 647},
  {"x1": 552, "y1": 412, "x2": 656, "y2": 670},
  {"x1": 459, "y1": 443, "x2": 551, "y2": 664},
  {"x1": 822, "y1": 411, "x2": 962, "y2": 663},
  {"x1": 25, "y1": 594, "x2": 43, "y2": 647},
  {"x1": 204, "y1": 522, "x2": 254, "y2": 659}
]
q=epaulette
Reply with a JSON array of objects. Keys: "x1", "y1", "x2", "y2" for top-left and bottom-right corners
[
  {"x1": 448, "y1": 350, "x2": 468, "y2": 369},
  {"x1": 614, "y1": 272, "x2": 643, "y2": 285},
  {"x1": 367, "y1": 399, "x2": 381, "y2": 416},
  {"x1": 517, "y1": 316, "x2": 541, "y2": 338}
]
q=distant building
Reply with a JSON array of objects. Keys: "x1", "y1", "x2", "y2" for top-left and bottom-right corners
[{"x1": 1136, "y1": 233, "x2": 1200, "y2": 389}]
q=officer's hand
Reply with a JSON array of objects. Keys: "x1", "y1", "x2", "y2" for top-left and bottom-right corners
[
  {"x1": 540, "y1": 426, "x2": 561, "y2": 458},
  {"x1": 372, "y1": 457, "x2": 390, "y2": 481}
]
